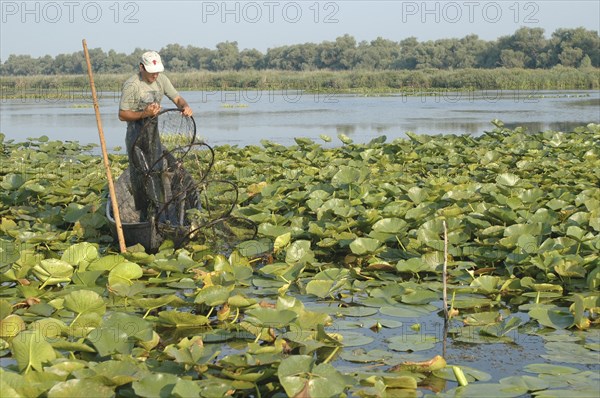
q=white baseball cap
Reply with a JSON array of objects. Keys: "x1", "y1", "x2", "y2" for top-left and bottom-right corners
[{"x1": 141, "y1": 51, "x2": 164, "y2": 73}]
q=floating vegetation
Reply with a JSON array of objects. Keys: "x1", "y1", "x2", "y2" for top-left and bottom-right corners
[
  {"x1": 0, "y1": 123, "x2": 598, "y2": 397},
  {"x1": 221, "y1": 103, "x2": 249, "y2": 108}
]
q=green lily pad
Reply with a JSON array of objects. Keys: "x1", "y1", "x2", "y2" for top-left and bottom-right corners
[
  {"x1": 63, "y1": 290, "x2": 106, "y2": 317},
  {"x1": 349, "y1": 237, "x2": 382, "y2": 255},
  {"x1": 194, "y1": 285, "x2": 233, "y2": 306},
  {"x1": 529, "y1": 306, "x2": 574, "y2": 329},
  {"x1": 47, "y1": 379, "x2": 115, "y2": 398},
  {"x1": 10, "y1": 330, "x2": 57, "y2": 372},
  {"x1": 107, "y1": 261, "x2": 143, "y2": 286},
  {"x1": 133, "y1": 373, "x2": 179, "y2": 398},
  {"x1": 387, "y1": 333, "x2": 438, "y2": 352},
  {"x1": 278, "y1": 355, "x2": 349, "y2": 397},
  {"x1": 0, "y1": 314, "x2": 26, "y2": 339},
  {"x1": 380, "y1": 304, "x2": 436, "y2": 318},
  {"x1": 61, "y1": 242, "x2": 99, "y2": 270},
  {"x1": 523, "y1": 363, "x2": 579, "y2": 376},
  {"x1": 443, "y1": 383, "x2": 528, "y2": 397},
  {"x1": 245, "y1": 308, "x2": 298, "y2": 328},
  {"x1": 32, "y1": 259, "x2": 74, "y2": 287},
  {"x1": 499, "y1": 375, "x2": 550, "y2": 392},
  {"x1": 433, "y1": 365, "x2": 492, "y2": 382},
  {"x1": 157, "y1": 311, "x2": 210, "y2": 328}
]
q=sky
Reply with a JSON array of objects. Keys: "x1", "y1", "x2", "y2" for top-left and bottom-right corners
[{"x1": 1, "y1": 0, "x2": 599, "y2": 59}]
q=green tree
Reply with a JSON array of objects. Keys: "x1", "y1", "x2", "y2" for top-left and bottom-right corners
[
  {"x1": 500, "y1": 49, "x2": 526, "y2": 68},
  {"x1": 550, "y1": 28, "x2": 600, "y2": 67},
  {"x1": 237, "y1": 49, "x2": 263, "y2": 70},
  {"x1": 558, "y1": 46, "x2": 584, "y2": 67},
  {"x1": 497, "y1": 27, "x2": 548, "y2": 68},
  {"x1": 210, "y1": 41, "x2": 239, "y2": 71},
  {"x1": 355, "y1": 37, "x2": 400, "y2": 70},
  {"x1": 316, "y1": 34, "x2": 357, "y2": 70},
  {"x1": 395, "y1": 37, "x2": 420, "y2": 69}
]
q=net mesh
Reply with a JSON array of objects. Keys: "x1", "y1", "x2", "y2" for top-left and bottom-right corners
[{"x1": 121, "y1": 108, "x2": 256, "y2": 251}]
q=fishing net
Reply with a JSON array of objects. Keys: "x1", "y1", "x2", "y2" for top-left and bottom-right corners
[{"x1": 111, "y1": 108, "x2": 256, "y2": 252}]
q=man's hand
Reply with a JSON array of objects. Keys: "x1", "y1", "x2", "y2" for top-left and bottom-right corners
[
  {"x1": 180, "y1": 105, "x2": 193, "y2": 117},
  {"x1": 173, "y1": 96, "x2": 193, "y2": 117},
  {"x1": 143, "y1": 102, "x2": 162, "y2": 118}
]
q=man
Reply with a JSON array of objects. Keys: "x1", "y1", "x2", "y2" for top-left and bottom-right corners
[
  {"x1": 119, "y1": 50, "x2": 192, "y2": 122},
  {"x1": 118, "y1": 50, "x2": 193, "y2": 221}
]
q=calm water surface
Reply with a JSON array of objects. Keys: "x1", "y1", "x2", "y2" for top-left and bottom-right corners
[{"x1": 1, "y1": 90, "x2": 598, "y2": 150}]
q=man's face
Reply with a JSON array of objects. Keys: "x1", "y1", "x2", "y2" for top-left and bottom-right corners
[{"x1": 140, "y1": 64, "x2": 159, "y2": 83}]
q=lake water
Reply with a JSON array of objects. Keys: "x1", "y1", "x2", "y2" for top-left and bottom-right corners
[{"x1": 1, "y1": 89, "x2": 598, "y2": 151}]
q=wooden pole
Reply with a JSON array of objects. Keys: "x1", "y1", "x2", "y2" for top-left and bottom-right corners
[
  {"x1": 82, "y1": 39, "x2": 127, "y2": 253},
  {"x1": 443, "y1": 220, "x2": 449, "y2": 323}
]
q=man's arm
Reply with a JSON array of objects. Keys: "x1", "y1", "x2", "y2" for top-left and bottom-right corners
[
  {"x1": 118, "y1": 103, "x2": 161, "y2": 122},
  {"x1": 173, "y1": 96, "x2": 193, "y2": 117}
]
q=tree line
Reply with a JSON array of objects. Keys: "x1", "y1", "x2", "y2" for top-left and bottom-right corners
[{"x1": 1, "y1": 27, "x2": 598, "y2": 76}]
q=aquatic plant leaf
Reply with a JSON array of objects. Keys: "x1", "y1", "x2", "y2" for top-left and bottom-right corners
[
  {"x1": 387, "y1": 334, "x2": 438, "y2": 352},
  {"x1": 133, "y1": 372, "x2": 179, "y2": 398},
  {"x1": 10, "y1": 330, "x2": 57, "y2": 372},
  {"x1": 380, "y1": 304, "x2": 436, "y2": 318},
  {"x1": 433, "y1": 365, "x2": 492, "y2": 382},
  {"x1": 0, "y1": 239, "x2": 20, "y2": 269},
  {"x1": 278, "y1": 355, "x2": 349, "y2": 398},
  {"x1": 349, "y1": 237, "x2": 382, "y2": 255},
  {"x1": 533, "y1": 390, "x2": 600, "y2": 398},
  {"x1": 499, "y1": 375, "x2": 549, "y2": 392},
  {"x1": 389, "y1": 355, "x2": 447, "y2": 372},
  {"x1": 32, "y1": 259, "x2": 74, "y2": 286},
  {"x1": 285, "y1": 240, "x2": 315, "y2": 264},
  {"x1": 245, "y1": 308, "x2": 298, "y2": 328},
  {"x1": 338, "y1": 133, "x2": 353, "y2": 145},
  {"x1": 372, "y1": 218, "x2": 408, "y2": 234},
  {"x1": 332, "y1": 166, "x2": 362, "y2": 186},
  {"x1": 85, "y1": 359, "x2": 147, "y2": 386},
  {"x1": 171, "y1": 379, "x2": 203, "y2": 398},
  {"x1": 236, "y1": 239, "x2": 272, "y2": 257},
  {"x1": 63, "y1": 290, "x2": 106, "y2": 316},
  {"x1": 542, "y1": 342, "x2": 599, "y2": 364},
  {"x1": 61, "y1": 242, "x2": 99, "y2": 270},
  {"x1": 480, "y1": 317, "x2": 523, "y2": 338},
  {"x1": 0, "y1": 314, "x2": 26, "y2": 339},
  {"x1": 107, "y1": 261, "x2": 143, "y2": 286},
  {"x1": 529, "y1": 306, "x2": 574, "y2": 329},
  {"x1": 337, "y1": 331, "x2": 374, "y2": 347},
  {"x1": 400, "y1": 289, "x2": 438, "y2": 305},
  {"x1": 306, "y1": 280, "x2": 336, "y2": 298},
  {"x1": 70, "y1": 312, "x2": 102, "y2": 338},
  {"x1": 87, "y1": 255, "x2": 127, "y2": 271},
  {"x1": 443, "y1": 383, "x2": 528, "y2": 397},
  {"x1": 90, "y1": 312, "x2": 153, "y2": 356},
  {"x1": 194, "y1": 285, "x2": 233, "y2": 306},
  {"x1": 462, "y1": 311, "x2": 502, "y2": 326},
  {"x1": 496, "y1": 173, "x2": 521, "y2": 187},
  {"x1": 164, "y1": 338, "x2": 220, "y2": 366},
  {"x1": 46, "y1": 379, "x2": 115, "y2": 398},
  {"x1": 157, "y1": 311, "x2": 210, "y2": 328},
  {"x1": 469, "y1": 275, "x2": 501, "y2": 294},
  {"x1": 63, "y1": 203, "x2": 90, "y2": 223}
]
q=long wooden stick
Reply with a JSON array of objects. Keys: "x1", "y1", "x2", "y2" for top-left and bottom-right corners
[
  {"x1": 82, "y1": 39, "x2": 127, "y2": 253},
  {"x1": 442, "y1": 220, "x2": 449, "y2": 323}
]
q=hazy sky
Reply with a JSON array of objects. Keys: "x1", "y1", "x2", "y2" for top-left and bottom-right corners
[{"x1": 1, "y1": 0, "x2": 599, "y2": 58}]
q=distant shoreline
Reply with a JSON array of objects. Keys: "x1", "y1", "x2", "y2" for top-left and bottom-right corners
[{"x1": 1, "y1": 68, "x2": 599, "y2": 100}]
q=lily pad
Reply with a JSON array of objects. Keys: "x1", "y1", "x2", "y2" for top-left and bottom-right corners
[{"x1": 278, "y1": 355, "x2": 349, "y2": 397}]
